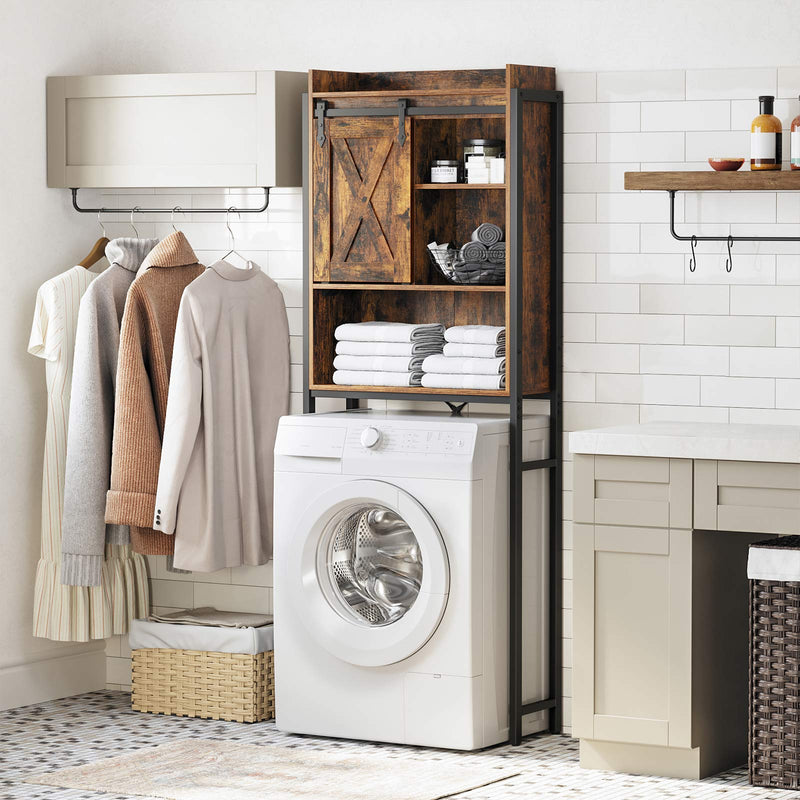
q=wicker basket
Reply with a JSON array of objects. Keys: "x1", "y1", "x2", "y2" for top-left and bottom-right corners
[
  {"x1": 131, "y1": 648, "x2": 274, "y2": 723},
  {"x1": 750, "y1": 535, "x2": 800, "y2": 789}
]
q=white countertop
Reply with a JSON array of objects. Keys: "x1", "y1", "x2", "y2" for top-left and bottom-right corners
[{"x1": 568, "y1": 421, "x2": 800, "y2": 464}]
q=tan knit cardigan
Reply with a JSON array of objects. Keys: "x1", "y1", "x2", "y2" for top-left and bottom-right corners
[{"x1": 105, "y1": 232, "x2": 204, "y2": 554}]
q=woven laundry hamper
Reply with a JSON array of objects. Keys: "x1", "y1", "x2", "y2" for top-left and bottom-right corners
[
  {"x1": 749, "y1": 535, "x2": 800, "y2": 789},
  {"x1": 129, "y1": 619, "x2": 274, "y2": 723}
]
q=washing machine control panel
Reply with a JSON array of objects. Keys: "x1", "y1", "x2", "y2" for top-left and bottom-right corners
[{"x1": 346, "y1": 425, "x2": 476, "y2": 456}]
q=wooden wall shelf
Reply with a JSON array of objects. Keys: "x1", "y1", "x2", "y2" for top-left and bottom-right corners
[
  {"x1": 310, "y1": 383, "x2": 509, "y2": 397},
  {"x1": 625, "y1": 170, "x2": 800, "y2": 191}
]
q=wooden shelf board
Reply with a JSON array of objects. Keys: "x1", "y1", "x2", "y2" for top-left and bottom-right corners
[
  {"x1": 313, "y1": 283, "x2": 506, "y2": 292},
  {"x1": 310, "y1": 384, "x2": 509, "y2": 397},
  {"x1": 625, "y1": 170, "x2": 800, "y2": 191},
  {"x1": 312, "y1": 88, "x2": 503, "y2": 100},
  {"x1": 415, "y1": 183, "x2": 506, "y2": 190}
]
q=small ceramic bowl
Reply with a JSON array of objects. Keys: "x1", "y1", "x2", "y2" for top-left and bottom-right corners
[{"x1": 708, "y1": 157, "x2": 745, "y2": 171}]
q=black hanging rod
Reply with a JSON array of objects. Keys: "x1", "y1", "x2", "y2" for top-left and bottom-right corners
[
  {"x1": 70, "y1": 187, "x2": 270, "y2": 215},
  {"x1": 668, "y1": 189, "x2": 800, "y2": 243}
]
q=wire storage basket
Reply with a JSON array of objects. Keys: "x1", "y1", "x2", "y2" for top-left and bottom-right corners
[{"x1": 427, "y1": 245, "x2": 506, "y2": 285}]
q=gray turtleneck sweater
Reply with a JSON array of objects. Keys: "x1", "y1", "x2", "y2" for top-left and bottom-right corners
[{"x1": 61, "y1": 238, "x2": 158, "y2": 586}]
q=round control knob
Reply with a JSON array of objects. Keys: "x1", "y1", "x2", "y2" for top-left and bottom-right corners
[{"x1": 360, "y1": 426, "x2": 381, "y2": 449}]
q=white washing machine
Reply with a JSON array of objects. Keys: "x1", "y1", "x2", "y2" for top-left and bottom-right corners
[{"x1": 273, "y1": 410, "x2": 549, "y2": 750}]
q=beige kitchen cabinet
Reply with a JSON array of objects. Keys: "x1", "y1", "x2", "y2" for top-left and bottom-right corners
[{"x1": 573, "y1": 453, "x2": 763, "y2": 780}]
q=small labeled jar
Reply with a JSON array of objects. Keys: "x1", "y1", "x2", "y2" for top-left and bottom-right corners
[
  {"x1": 430, "y1": 159, "x2": 460, "y2": 183},
  {"x1": 463, "y1": 138, "x2": 504, "y2": 171}
]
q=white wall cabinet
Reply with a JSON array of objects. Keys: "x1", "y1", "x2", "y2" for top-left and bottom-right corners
[{"x1": 46, "y1": 71, "x2": 307, "y2": 188}]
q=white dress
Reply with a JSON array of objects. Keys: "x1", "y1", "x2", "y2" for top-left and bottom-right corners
[{"x1": 29, "y1": 265, "x2": 149, "y2": 641}]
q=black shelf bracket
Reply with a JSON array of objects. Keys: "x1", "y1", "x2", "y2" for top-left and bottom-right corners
[
  {"x1": 667, "y1": 188, "x2": 800, "y2": 273},
  {"x1": 70, "y1": 187, "x2": 270, "y2": 216}
]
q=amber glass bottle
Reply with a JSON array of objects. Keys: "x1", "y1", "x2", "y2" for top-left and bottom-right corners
[
  {"x1": 791, "y1": 96, "x2": 800, "y2": 170},
  {"x1": 751, "y1": 95, "x2": 782, "y2": 170}
]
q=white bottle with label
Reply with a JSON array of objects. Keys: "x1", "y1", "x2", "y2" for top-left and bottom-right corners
[{"x1": 791, "y1": 97, "x2": 800, "y2": 171}]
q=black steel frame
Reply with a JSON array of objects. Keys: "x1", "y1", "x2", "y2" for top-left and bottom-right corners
[{"x1": 302, "y1": 88, "x2": 563, "y2": 745}]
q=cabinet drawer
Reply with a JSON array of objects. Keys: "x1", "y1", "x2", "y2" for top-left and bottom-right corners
[
  {"x1": 695, "y1": 460, "x2": 800, "y2": 534},
  {"x1": 574, "y1": 454, "x2": 692, "y2": 529}
]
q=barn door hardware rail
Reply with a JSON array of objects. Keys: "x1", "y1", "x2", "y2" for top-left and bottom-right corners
[
  {"x1": 313, "y1": 99, "x2": 506, "y2": 147},
  {"x1": 70, "y1": 187, "x2": 271, "y2": 215},
  {"x1": 668, "y1": 188, "x2": 800, "y2": 273}
]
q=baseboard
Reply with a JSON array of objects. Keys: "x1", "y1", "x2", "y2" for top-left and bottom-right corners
[{"x1": 0, "y1": 645, "x2": 106, "y2": 711}]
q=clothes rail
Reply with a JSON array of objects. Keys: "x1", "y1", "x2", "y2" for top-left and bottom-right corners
[{"x1": 70, "y1": 187, "x2": 270, "y2": 215}]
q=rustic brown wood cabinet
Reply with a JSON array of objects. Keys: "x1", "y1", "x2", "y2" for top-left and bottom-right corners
[{"x1": 304, "y1": 65, "x2": 559, "y2": 401}]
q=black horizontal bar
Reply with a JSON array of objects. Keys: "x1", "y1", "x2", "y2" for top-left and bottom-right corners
[
  {"x1": 523, "y1": 458, "x2": 556, "y2": 471},
  {"x1": 522, "y1": 697, "x2": 557, "y2": 715},
  {"x1": 524, "y1": 391, "x2": 554, "y2": 400},
  {"x1": 310, "y1": 389, "x2": 511, "y2": 404},
  {"x1": 319, "y1": 105, "x2": 505, "y2": 119},
  {"x1": 71, "y1": 187, "x2": 270, "y2": 215},
  {"x1": 668, "y1": 189, "x2": 800, "y2": 242},
  {"x1": 519, "y1": 89, "x2": 563, "y2": 104}
]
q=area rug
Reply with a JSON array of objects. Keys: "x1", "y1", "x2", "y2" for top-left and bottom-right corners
[{"x1": 26, "y1": 738, "x2": 518, "y2": 800}]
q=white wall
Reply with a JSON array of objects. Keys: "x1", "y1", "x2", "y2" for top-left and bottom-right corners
[{"x1": 6, "y1": 0, "x2": 800, "y2": 721}]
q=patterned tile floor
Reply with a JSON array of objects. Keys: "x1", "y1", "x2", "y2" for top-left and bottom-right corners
[{"x1": 0, "y1": 691, "x2": 790, "y2": 799}]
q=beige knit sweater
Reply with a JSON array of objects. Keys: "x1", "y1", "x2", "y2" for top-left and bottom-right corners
[{"x1": 105, "y1": 232, "x2": 204, "y2": 554}]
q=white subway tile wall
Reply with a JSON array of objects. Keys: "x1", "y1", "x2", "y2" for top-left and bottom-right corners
[
  {"x1": 105, "y1": 68, "x2": 800, "y2": 734},
  {"x1": 556, "y1": 65, "x2": 800, "y2": 735}
]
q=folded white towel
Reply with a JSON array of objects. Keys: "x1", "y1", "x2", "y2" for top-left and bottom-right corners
[
  {"x1": 422, "y1": 354, "x2": 506, "y2": 375},
  {"x1": 333, "y1": 370, "x2": 423, "y2": 387},
  {"x1": 444, "y1": 325, "x2": 506, "y2": 345},
  {"x1": 421, "y1": 373, "x2": 506, "y2": 390},
  {"x1": 335, "y1": 321, "x2": 445, "y2": 343},
  {"x1": 443, "y1": 342, "x2": 505, "y2": 359},
  {"x1": 335, "y1": 340, "x2": 443, "y2": 357},
  {"x1": 333, "y1": 354, "x2": 425, "y2": 373}
]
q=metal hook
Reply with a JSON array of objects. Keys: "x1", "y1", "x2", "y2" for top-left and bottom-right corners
[
  {"x1": 689, "y1": 234, "x2": 698, "y2": 273},
  {"x1": 224, "y1": 206, "x2": 241, "y2": 256},
  {"x1": 97, "y1": 209, "x2": 107, "y2": 239},
  {"x1": 171, "y1": 206, "x2": 182, "y2": 233},
  {"x1": 129, "y1": 207, "x2": 140, "y2": 238},
  {"x1": 725, "y1": 234, "x2": 734, "y2": 273}
]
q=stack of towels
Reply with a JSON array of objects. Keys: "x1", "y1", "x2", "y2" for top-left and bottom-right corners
[
  {"x1": 333, "y1": 321, "x2": 445, "y2": 387},
  {"x1": 421, "y1": 325, "x2": 506, "y2": 390}
]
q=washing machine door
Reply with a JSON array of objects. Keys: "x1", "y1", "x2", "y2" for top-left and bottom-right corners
[{"x1": 288, "y1": 479, "x2": 449, "y2": 667}]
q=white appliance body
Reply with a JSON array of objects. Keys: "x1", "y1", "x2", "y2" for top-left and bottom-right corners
[{"x1": 274, "y1": 410, "x2": 548, "y2": 750}]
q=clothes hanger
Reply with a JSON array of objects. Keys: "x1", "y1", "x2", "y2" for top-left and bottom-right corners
[
  {"x1": 129, "y1": 207, "x2": 140, "y2": 238},
  {"x1": 221, "y1": 207, "x2": 250, "y2": 268},
  {"x1": 171, "y1": 206, "x2": 182, "y2": 233},
  {"x1": 78, "y1": 209, "x2": 110, "y2": 269}
]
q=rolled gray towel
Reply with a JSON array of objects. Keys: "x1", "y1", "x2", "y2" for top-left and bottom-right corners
[
  {"x1": 460, "y1": 241, "x2": 488, "y2": 262},
  {"x1": 471, "y1": 222, "x2": 503, "y2": 246},
  {"x1": 487, "y1": 242, "x2": 506, "y2": 263}
]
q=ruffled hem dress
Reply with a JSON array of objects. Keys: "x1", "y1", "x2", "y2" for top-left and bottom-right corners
[{"x1": 29, "y1": 264, "x2": 150, "y2": 642}]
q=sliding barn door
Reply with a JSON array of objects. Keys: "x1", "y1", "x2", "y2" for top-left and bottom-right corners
[{"x1": 313, "y1": 116, "x2": 411, "y2": 283}]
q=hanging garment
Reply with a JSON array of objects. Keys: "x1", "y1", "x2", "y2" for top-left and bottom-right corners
[
  {"x1": 27, "y1": 265, "x2": 112, "y2": 641},
  {"x1": 61, "y1": 238, "x2": 157, "y2": 620},
  {"x1": 153, "y1": 260, "x2": 289, "y2": 572},
  {"x1": 104, "y1": 231, "x2": 204, "y2": 556}
]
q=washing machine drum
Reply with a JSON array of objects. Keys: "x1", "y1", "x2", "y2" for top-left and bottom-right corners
[{"x1": 290, "y1": 480, "x2": 449, "y2": 667}]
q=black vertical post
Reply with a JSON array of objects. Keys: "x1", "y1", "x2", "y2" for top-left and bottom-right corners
[
  {"x1": 548, "y1": 91, "x2": 564, "y2": 734},
  {"x1": 508, "y1": 88, "x2": 524, "y2": 747},
  {"x1": 302, "y1": 95, "x2": 315, "y2": 415}
]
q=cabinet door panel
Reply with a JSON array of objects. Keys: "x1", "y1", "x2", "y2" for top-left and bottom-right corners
[
  {"x1": 574, "y1": 523, "x2": 692, "y2": 747},
  {"x1": 313, "y1": 116, "x2": 411, "y2": 283},
  {"x1": 694, "y1": 459, "x2": 800, "y2": 534}
]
